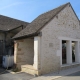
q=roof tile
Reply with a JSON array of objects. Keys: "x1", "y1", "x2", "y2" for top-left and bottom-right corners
[
  {"x1": 13, "y1": 2, "x2": 69, "y2": 39},
  {"x1": 0, "y1": 15, "x2": 29, "y2": 31}
]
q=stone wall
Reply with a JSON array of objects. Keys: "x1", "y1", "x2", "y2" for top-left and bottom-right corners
[
  {"x1": 40, "y1": 4, "x2": 80, "y2": 74},
  {"x1": 6, "y1": 27, "x2": 24, "y2": 55},
  {"x1": 14, "y1": 4, "x2": 80, "y2": 75},
  {"x1": 14, "y1": 38, "x2": 34, "y2": 69},
  {"x1": 0, "y1": 33, "x2": 4, "y2": 40}
]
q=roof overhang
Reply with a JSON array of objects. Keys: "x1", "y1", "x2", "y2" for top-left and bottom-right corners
[{"x1": 12, "y1": 32, "x2": 39, "y2": 40}]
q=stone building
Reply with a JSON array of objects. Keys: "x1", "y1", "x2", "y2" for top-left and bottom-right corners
[
  {"x1": 0, "y1": 15, "x2": 29, "y2": 66},
  {"x1": 13, "y1": 2, "x2": 80, "y2": 75}
]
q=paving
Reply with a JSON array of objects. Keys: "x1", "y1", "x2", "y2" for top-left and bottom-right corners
[
  {"x1": 0, "y1": 66, "x2": 80, "y2": 80},
  {"x1": 30, "y1": 66, "x2": 80, "y2": 80},
  {"x1": 0, "y1": 68, "x2": 35, "y2": 80},
  {"x1": 54, "y1": 76, "x2": 80, "y2": 80},
  {"x1": 54, "y1": 71, "x2": 80, "y2": 80}
]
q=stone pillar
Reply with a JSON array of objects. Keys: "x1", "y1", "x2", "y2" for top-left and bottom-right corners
[
  {"x1": 14, "y1": 41, "x2": 18, "y2": 64},
  {"x1": 60, "y1": 40, "x2": 62, "y2": 65},
  {"x1": 75, "y1": 41, "x2": 80, "y2": 63},
  {"x1": 66, "y1": 40, "x2": 72, "y2": 64},
  {"x1": 33, "y1": 36, "x2": 41, "y2": 70}
]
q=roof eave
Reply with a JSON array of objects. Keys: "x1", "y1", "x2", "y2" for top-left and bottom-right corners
[
  {"x1": 0, "y1": 30, "x2": 5, "y2": 33},
  {"x1": 12, "y1": 32, "x2": 39, "y2": 40},
  {"x1": 6, "y1": 25, "x2": 23, "y2": 32},
  {"x1": 36, "y1": 2, "x2": 70, "y2": 33},
  {"x1": 69, "y1": 3, "x2": 80, "y2": 23}
]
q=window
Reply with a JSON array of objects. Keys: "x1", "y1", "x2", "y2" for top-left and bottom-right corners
[
  {"x1": 62, "y1": 40, "x2": 67, "y2": 64},
  {"x1": 61, "y1": 39, "x2": 80, "y2": 66}
]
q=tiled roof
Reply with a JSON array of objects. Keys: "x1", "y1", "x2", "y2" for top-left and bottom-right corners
[
  {"x1": 13, "y1": 2, "x2": 69, "y2": 39},
  {"x1": 0, "y1": 15, "x2": 29, "y2": 31}
]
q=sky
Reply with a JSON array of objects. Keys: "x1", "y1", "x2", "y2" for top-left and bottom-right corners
[{"x1": 0, "y1": 0, "x2": 80, "y2": 22}]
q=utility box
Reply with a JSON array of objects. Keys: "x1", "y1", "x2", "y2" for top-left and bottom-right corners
[{"x1": 2, "y1": 55, "x2": 14, "y2": 68}]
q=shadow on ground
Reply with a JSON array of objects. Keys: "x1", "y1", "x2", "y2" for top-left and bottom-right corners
[
  {"x1": 0, "y1": 67, "x2": 35, "y2": 80},
  {"x1": 0, "y1": 67, "x2": 9, "y2": 74}
]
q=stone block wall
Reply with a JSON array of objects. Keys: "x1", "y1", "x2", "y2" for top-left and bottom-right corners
[{"x1": 14, "y1": 38, "x2": 34, "y2": 69}]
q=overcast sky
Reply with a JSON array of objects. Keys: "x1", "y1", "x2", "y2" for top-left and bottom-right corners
[{"x1": 0, "y1": 0, "x2": 80, "y2": 22}]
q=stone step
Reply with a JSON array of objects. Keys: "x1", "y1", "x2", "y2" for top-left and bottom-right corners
[
  {"x1": 21, "y1": 65, "x2": 38, "y2": 75},
  {"x1": 61, "y1": 63, "x2": 80, "y2": 70}
]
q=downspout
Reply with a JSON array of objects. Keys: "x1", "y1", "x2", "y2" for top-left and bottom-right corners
[{"x1": 3, "y1": 32, "x2": 7, "y2": 55}]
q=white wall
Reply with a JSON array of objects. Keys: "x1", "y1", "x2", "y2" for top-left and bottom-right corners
[{"x1": 40, "y1": 4, "x2": 80, "y2": 74}]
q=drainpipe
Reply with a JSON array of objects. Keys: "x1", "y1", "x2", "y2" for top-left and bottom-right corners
[{"x1": 3, "y1": 32, "x2": 7, "y2": 55}]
